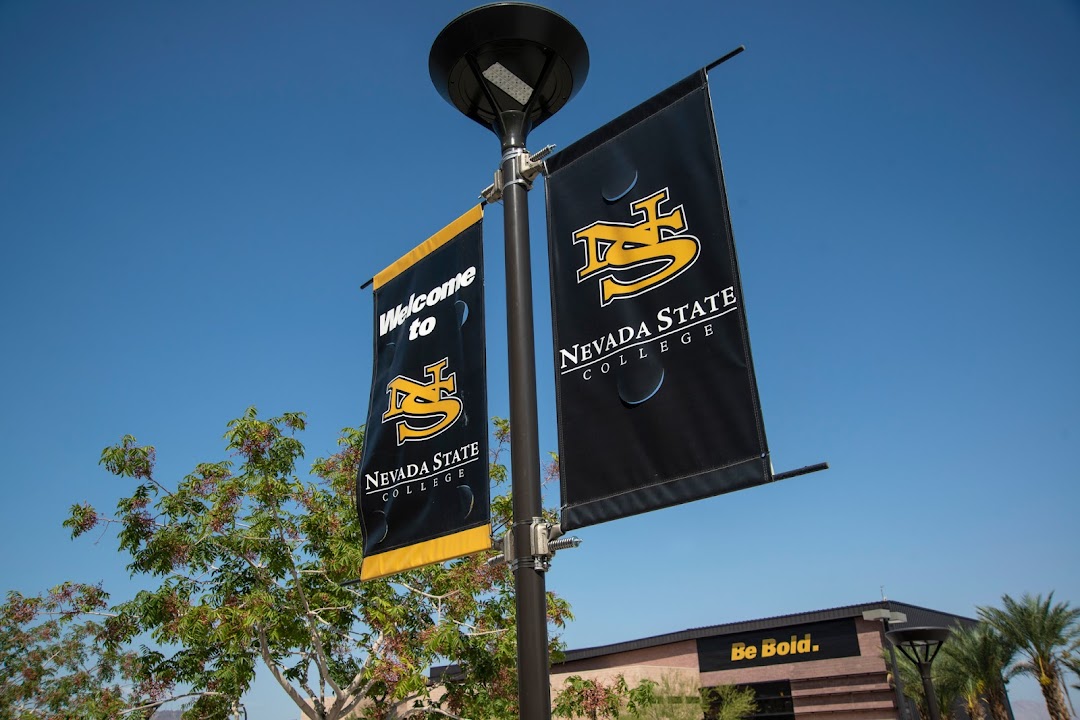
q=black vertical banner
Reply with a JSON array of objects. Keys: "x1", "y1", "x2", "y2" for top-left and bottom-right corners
[
  {"x1": 545, "y1": 70, "x2": 770, "y2": 531},
  {"x1": 357, "y1": 206, "x2": 490, "y2": 580}
]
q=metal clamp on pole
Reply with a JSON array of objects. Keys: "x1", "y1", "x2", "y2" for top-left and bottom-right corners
[
  {"x1": 531, "y1": 518, "x2": 551, "y2": 570},
  {"x1": 480, "y1": 168, "x2": 503, "y2": 204},
  {"x1": 487, "y1": 520, "x2": 582, "y2": 570},
  {"x1": 523, "y1": 144, "x2": 556, "y2": 182},
  {"x1": 479, "y1": 144, "x2": 556, "y2": 204}
]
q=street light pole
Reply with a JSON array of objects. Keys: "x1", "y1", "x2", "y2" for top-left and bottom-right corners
[
  {"x1": 429, "y1": 7, "x2": 588, "y2": 719},
  {"x1": 918, "y1": 660, "x2": 943, "y2": 720},
  {"x1": 887, "y1": 626, "x2": 952, "y2": 720},
  {"x1": 501, "y1": 132, "x2": 550, "y2": 717},
  {"x1": 863, "y1": 608, "x2": 910, "y2": 720}
]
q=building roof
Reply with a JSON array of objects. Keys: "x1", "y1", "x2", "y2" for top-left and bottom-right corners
[
  {"x1": 559, "y1": 599, "x2": 977, "y2": 664},
  {"x1": 430, "y1": 599, "x2": 978, "y2": 681}
]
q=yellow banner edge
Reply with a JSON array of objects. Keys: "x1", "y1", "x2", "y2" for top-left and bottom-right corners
[
  {"x1": 359, "y1": 524, "x2": 493, "y2": 581},
  {"x1": 373, "y1": 204, "x2": 484, "y2": 290}
]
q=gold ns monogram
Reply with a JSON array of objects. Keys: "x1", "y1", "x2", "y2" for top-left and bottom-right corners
[
  {"x1": 573, "y1": 188, "x2": 700, "y2": 306},
  {"x1": 382, "y1": 358, "x2": 462, "y2": 444}
]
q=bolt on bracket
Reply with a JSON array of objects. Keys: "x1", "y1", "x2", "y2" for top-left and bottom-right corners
[
  {"x1": 487, "y1": 519, "x2": 581, "y2": 571},
  {"x1": 479, "y1": 145, "x2": 556, "y2": 204}
]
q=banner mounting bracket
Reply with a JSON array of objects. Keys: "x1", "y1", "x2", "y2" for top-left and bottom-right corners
[
  {"x1": 487, "y1": 519, "x2": 582, "y2": 571},
  {"x1": 479, "y1": 144, "x2": 556, "y2": 204}
]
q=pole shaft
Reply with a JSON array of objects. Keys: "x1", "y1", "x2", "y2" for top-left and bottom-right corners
[
  {"x1": 883, "y1": 620, "x2": 908, "y2": 720},
  {"x1": 921, "y1": 665, "x2": 943, "y2": 720},
  {"x1": 501, "y1": 147, "x2": 551, "y2": 720}
]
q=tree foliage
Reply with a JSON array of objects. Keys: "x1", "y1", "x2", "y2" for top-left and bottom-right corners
[
  {"x1": 552, "y1": 675, "x2": 662, "y2": 720},
  {"x1": 702, "y1": 684, "x2": 757, "y2": 720},
  {"x1": 553, "y1": 675, "x2": 628, "y2": 720},
  {"x1": 0, "y1": 582, "x2": 167, "y2": 719},
  {"x1": 620, "y1": 673, "x2": 702, "y2": 720},
  {"x1": 49, "y1": 408, "x2": 570, "y2": 719},
  {"x1": 551, "y1": 673, "x2": 752, "y2": 720},
  {"x1": 1060, "y1": 651, "x2": 1080, "y2": 693},
  {"x1": 883, "y1": 593, "x2": 1078, "y2": 720},
  {"x1": 978, "y1": 593, "x2": 1080, "y2": 720},
  {"x1": 935, "y1": 624, "x2": 1014, "y2": 720}
]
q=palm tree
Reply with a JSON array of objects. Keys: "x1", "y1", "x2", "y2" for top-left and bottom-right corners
[
  {"x1": 978, "y1": 593, "x2": 1080, "y2": 720},
  {"x1": 936, "y1": 624, "x2": 1015, "y2": 720},
  {"x1": 1063, "y1": 651, "x2": 1080, "y2": 692},
  {"x1": 943, "y1": 669, "x2": 986, "y2": 720},
  {"x1": 1059, "y1": 640, "x2": 1080, "y2": 715}
]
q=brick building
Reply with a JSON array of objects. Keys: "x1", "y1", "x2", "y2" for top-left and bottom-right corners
[{"x1": 547, "y1": 600, "x2": 993, "y2": 720}]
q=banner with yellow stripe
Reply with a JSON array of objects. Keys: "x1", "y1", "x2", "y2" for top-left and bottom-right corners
[{"x1": 357, "y1": 205, "x2": 490, "y2": 580}]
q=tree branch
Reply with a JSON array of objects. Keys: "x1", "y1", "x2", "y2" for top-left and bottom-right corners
[
  {"x1": 257, "y1": 623, "x2": 321, "y2": 719},
  {"x1": 299, "y1": 675, "x2": 327, "y2": 719},
  {"x1": 395, "y1": 582, "x2": 461, "y2": 603},
  {"x1": 38, "y1": 610, "x2": 119, "y2": 619},
  {"x1": 118, "y1": 691, "x2": 228, "y2": 716},
  {"x1": 462, "y1": 627, "x2": 508, "y2": 638},
  {"x1": 147, "y1": 475, "x2": 175, "y2": 498},
  {"x1": 270, "y1": 506, "x2": 342, "y2": 698},
  {"x1": 337, "y1": 679, "x2": 380, "y2": 720},
  {"x1": 340, "y1": 633, "x2": 383, "y2": 700}
]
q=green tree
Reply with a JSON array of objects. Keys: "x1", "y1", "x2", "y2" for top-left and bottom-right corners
[
  {"x1": 935, "y1": 624, "x2": 1014, "y2": 720},
  {"x1": 59, "y1": 408, "x2": 570, "y2": 720},
  {"x1": 1060, "y1": 650, "x2": 1079, "y2": 692},
  {"x1": 552, "y1": 675, "x2": 628, "y2": 720},
  {"x1": 621, "y1": 672, "x2": 705, "y2": 720},
  {"x1": 978, "y1": 593, "x2": 1079, "y2": 720},
  {"x1": 702, "y1": 684, "x2": 757, "y2": 720},
  {"x1": 0, "y1": 582, "x2": 178, "y2": 719}
]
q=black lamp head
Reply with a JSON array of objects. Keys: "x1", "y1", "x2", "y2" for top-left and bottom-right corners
[
  {"x1": 886, "y1": 626, "x2": 952, "y2": 667},
  {"x1": 429, "y1": 2, "x2": 588, "y2": 146}
]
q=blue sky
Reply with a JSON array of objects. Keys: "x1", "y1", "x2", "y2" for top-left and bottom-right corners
[{"x1": 1, "y1": 1, "x2": 1078, "y2": 717}]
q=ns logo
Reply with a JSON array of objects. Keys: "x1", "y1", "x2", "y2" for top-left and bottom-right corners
[
  {"x1": 572, "y1": 188, "x2": 700, "y2": 306},
  {"x1": 382, "y1": 358, "x2": 462, "y2": 445}
]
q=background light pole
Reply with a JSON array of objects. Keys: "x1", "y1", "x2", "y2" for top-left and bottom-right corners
[
  {"x1": 887, "y1": 626, "x2": 952, "y2": 720},
  {"x1": 863, "y1": 608, "x2": 911, "y2": 720},
  {"x1": 429, "y1": 5, "x2": 588, "y2": 719}
]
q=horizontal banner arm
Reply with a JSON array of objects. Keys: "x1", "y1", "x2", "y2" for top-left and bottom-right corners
[
  {"x1": 705, "y1": 45, "x2": 746, "y2": 72},
  {"x1": 773, "y1": 461, "x2": 829, "y2": 482}
]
